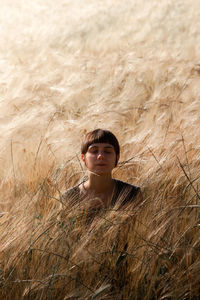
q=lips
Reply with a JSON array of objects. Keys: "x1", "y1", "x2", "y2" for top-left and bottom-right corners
[{"x1": 96, "y1": 163, "x2": 106, "y2": 166}]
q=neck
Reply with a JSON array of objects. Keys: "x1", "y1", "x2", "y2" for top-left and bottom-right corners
[{"x1": 84, "y1": 172, "x2": 114, "y2": 193}]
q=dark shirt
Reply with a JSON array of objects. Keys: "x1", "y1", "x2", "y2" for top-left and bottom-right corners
[{"x1": 62, "y1": 179, "x2": 140, "y2": 209}]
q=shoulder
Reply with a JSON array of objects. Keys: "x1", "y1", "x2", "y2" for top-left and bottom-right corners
[
  {"x1": 114, "y1": 179, "x2": 140, "y2": 194},
  {"x1": 61, "y1": 185, "x2": 81, "y2": 203},
  {"x1": 113, "y1": 179, "x2": 141, "y2": 207}
]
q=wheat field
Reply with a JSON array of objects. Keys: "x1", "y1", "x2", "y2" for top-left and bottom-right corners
[{"x1": 0, "y1": 0, "x2": 200, "y2": 299}]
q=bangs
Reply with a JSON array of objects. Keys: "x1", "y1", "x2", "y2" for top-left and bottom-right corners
[
  {"x1": 81, "y1": 129, "x2": 120, "y2": 156},
  {"x1": 88, "y1": 130, "x2": 112, "y2": 145}
]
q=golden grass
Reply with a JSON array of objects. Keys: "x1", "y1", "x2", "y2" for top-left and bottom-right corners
[
  {"x1": 1, "y1": 0, "x2": 200, "y2": 298},
  {"x1": 1, "y1": 140, "x2": 200, "y2": 299}
]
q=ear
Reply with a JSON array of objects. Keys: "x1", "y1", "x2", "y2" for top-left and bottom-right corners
[
  {"x1": 81, "y1": 154, "x2": 87, "y2": 167},
  {"x1": 81, "y1": 154, "x2": 85, "y2": 163}
]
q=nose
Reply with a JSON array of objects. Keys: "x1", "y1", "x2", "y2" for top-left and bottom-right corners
[{"x1": 97, "y1": 152, "x2": 104, "y2": 159}]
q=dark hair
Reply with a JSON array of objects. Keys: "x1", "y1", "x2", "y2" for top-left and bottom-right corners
[{"x1": 81, "y1": 129, "x2": 120, "y2": 165}]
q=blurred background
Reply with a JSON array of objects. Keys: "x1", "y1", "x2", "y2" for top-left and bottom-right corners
[{"x1": 0, "y1": 0, "x2": 200, "y2": 182}]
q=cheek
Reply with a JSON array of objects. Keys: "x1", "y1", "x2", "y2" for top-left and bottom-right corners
[
  {"x1": 112, "y1": 154, "x2": 117, "y2": 165},
  {"x1": 83, "y1": 154, "x2": 93, "y2": 167},
  {"x1": 108, "y1": 155, "x2": 117, "y2": 168}
]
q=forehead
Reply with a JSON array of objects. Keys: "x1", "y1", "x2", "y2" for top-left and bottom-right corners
[{"x1": 88, "y1": 143, "x2": 114, "y2": 149}]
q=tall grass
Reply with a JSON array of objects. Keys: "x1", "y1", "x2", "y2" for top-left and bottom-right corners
[
  {"x1": 1, "y1": 137, "x2": 200, "y2": 299},
  {"x1": 1, "y1": 0, "x2": 200, "y2": 298}
]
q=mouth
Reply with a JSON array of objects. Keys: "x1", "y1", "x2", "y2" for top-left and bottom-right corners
[{"x1": 96, "y1": 163, "x2": 107, "y2": 166}]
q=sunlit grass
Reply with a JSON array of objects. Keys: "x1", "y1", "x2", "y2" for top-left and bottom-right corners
[
  {"x1": 1, "y1": 138, "x2": 200, "y2": 299},
  {"x1": 1, "y1": 0, "x2": 200, "y2": 298}
]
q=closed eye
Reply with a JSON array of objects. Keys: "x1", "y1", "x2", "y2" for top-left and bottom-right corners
[{"x1": 89, "y1": 149, "x2": 98, "y2": 153}]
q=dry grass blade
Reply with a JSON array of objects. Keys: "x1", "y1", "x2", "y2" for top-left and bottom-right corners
[{"x1": 1, "y1": 0, "x2": 200, "y2": 298}]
